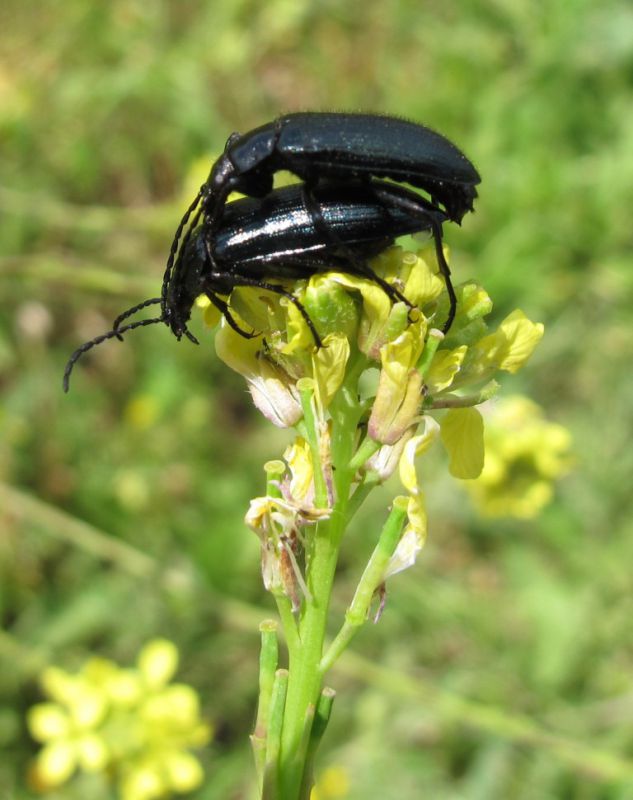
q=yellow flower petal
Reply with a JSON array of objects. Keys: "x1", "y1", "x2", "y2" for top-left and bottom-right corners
[
  {"x1": 369, "y1": 330, "x2": 425, "y2": 444},
  {"x1": 36, "y1": 741, "x2": 77, "y2": 787},
  {"x1": 216, "y1": 325, "x2": 303, "y2": 427},
  {"x1": 330, "y1": 272, "x2": 391, "y2": 324},
  {"x1": 230, "y1": 285, "x2": 282, "y2": 334},
  {"x1": 27, "y1": 704, "x2": 71, "y2": 741},
  {"x1": 440, "y1": 407, "x2": 485, "y2": 479},
  {"x1": 329, "y1": 271, "x2": 408, "y2": 358},
  {"x1": 284, "y1": 294, "x2": 319, "y2": 354},
  {"x1": 214, "y1": 321, "x2": 261, "y2": 376},
  {"x1": 77, "y1": 733, "x2": 109, "y2": 771},
  {"x1": 198, "y1": 294, "x2": 222, "y2": 329},
  {"x1": 284, "y1": 437, "x2": 314, "y2": 502},
  {"x1": 143, "y1": 684, "x2": 200, "y2": 727},
  {"x1": 402, "y1": 246, "x2": 445, "y2": 307},
  {"x1": 138, "y1": 639, "x2": 179, "y2": 689},
  {"x1": 398, "y1": 417, "x2": 440, "y2": 494},
  {"x1": 312, "y1": 765, "x2": 350, "y2": 799},
  {"x1": 456, "y1": 282, "x2": 493, "y2": 325},
  {"x1": 69, "y1": 689, "x2": 107, "y2": 729},
  {"x1": 475, "y1": 310, "x2": 544, "y2": 375},
  {"x1": 120, "y1": 764, "x2": 165, "y2": 800},
  {"x1": 384, "y1": 495, "x2": 427, "y2": 578},
  {"x1": 312, "y1": 334, "x2": 350, "y2": 412},
  {"x1": 165, "y1": 751, "x2": 205, "y2": 792},
  {"x1": 107, "y1": 668, "x2": 142, "y2": 707},
  {"x1": 39, "y1": 666, "x2": 76, "y2": 705},
  {"x1": 426, "y1": 345, "x2": 467, "y2": 393}
]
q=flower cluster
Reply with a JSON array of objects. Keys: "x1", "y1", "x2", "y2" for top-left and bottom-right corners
[
  {"x1": 465, "y1": 395, "x2": 572, "y2": 518},
  {"x1": 27, "y1": 639, "x2": 211, "y2": 800},
  {"x1": 199, "y1": 242, "x2": 544, "y2": 602}
]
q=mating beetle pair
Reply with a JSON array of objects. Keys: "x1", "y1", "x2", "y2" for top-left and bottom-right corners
[{"x1": 63, "y1": 112, "x2": 480, "y2": 391}]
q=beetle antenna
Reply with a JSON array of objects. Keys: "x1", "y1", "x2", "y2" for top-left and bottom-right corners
[
  {"x1": 166, "y1": 203, "x2": 204, "y2": 313},
  {"x1": 112, "y1": 297, "x2": 161, "y2": 333},
  {"x1": 63, "y1": 316, "x2": 164, "y2": 393},
  {"x1": 160, "y1": 189, "x2": 203, "y2": 315}
]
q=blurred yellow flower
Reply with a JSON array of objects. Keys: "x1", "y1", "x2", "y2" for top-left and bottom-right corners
[
  {"x1": 465, "y1": 395, "x2": 572, "y2": 519},
  {"x1": 27, "y1": 640, "x2": 212, "y2": 799},
  {"x1": 311, "y1": 765, "x2": 350, "y2": 799}
]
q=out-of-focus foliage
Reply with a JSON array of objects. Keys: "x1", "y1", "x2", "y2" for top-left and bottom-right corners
[{"x1": 1, "y1": 0, "x2": 633, "y2": 797}]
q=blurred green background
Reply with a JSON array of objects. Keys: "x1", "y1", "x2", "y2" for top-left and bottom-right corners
[{"x1": 2, "y1": 0, "x2": 633, "y2": 797}]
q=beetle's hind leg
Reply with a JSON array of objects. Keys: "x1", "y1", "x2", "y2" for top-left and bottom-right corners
[
  {"x1": 301, "y1": 184, "x2": 414, "y2": 311},
  {"x1": 369, "y1": 183, "x2": 457, "y2": 334},
  {"x1": 428, "y1": 215, "x2": 457, "y2": 333}
]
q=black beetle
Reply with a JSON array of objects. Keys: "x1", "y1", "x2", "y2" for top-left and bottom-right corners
[
  {"x1": 162, "y1": 112, "x2": 480, "y2": 332},
  {"x1": 63, "y1": 179, "x2": 447, "y2": 391}
]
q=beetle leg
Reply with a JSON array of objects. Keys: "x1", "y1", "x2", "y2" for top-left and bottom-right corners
[
  {"x1": 226, "y1": 277, "x2": 323, "y2": 348},
  {"x1": 368, "y1": 183, "x2": 457, "y2": 333},
  {"x1": 301, "y1": 184, "x2": 414, "y2": 310},
  {"x1": 205, "y1": 291, "x2": 259, "y2": 339},
  {"x1": 428, "y1": 215, "x2": 457, "y2": 333}
]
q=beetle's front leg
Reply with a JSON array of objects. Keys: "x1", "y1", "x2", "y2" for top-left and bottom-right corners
[
  {"x1": 226, "y1": 276, "x2": 323, "y2": 348},
  {"x1": 204, "y1": 288, "x2": 259, "y2": 340}
]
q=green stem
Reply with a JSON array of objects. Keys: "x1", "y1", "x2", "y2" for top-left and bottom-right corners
[
  {"x1": 277, "y1": 371, "x2": 362, "y2": 798},
  {"x1": 274, "y1": 594, "x2": 301, "y2": 656},
  {"x1": 345, "y1": 473, "x2": 380, "y2": 524},
  {"x1": 252, "y1": 621, "x2": 279, "y2": 789},
  {"x1": 320, "y1": 499, "x2": 407, "y2": 673},
  {"x1": 262, "y1": 669, "x2": 289, "y2": 800},
  {"x1": 348, "y1": 436, "x2": 380, "y2": 472},
  {"x1": 300, "y1": 688, "x2": 336, "y2": 800}
]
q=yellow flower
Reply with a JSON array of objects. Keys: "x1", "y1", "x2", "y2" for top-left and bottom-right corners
[
  {"x1": 199, "y1": 243, "x2": 544, "y2": 590},
  {"x1": 368, "y1": 324, "x2": 426, "y2": 444},
  {"x1": 215, "y1": 320, "x2": 303, "y2": 428},
  {"x1": 27, "y1": 672, "x2": 110, "y2": 789},
  {"x1": 311, "y1": 765, "x2": 350, "y2": 799},
  {"x1": 454, "y1": 309, "x2": 544, "y2": 389},
  {"x1": 27, "y1": 641, "x2": 211, "y2": 797},
  {"x1": 465, "y1": 396, "x2": 572, "y2": 519}
]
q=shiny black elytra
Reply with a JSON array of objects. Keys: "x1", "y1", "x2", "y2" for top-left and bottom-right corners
[
  {"x1": 162, "y1": 112, "x2": 481, "y2": 336},
  {"x1": 62, "y1": 179, "x2": 447, "y2": 391},
  {"x1": 164, "y1": 179, "x2": 448, "y2": 344}
]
